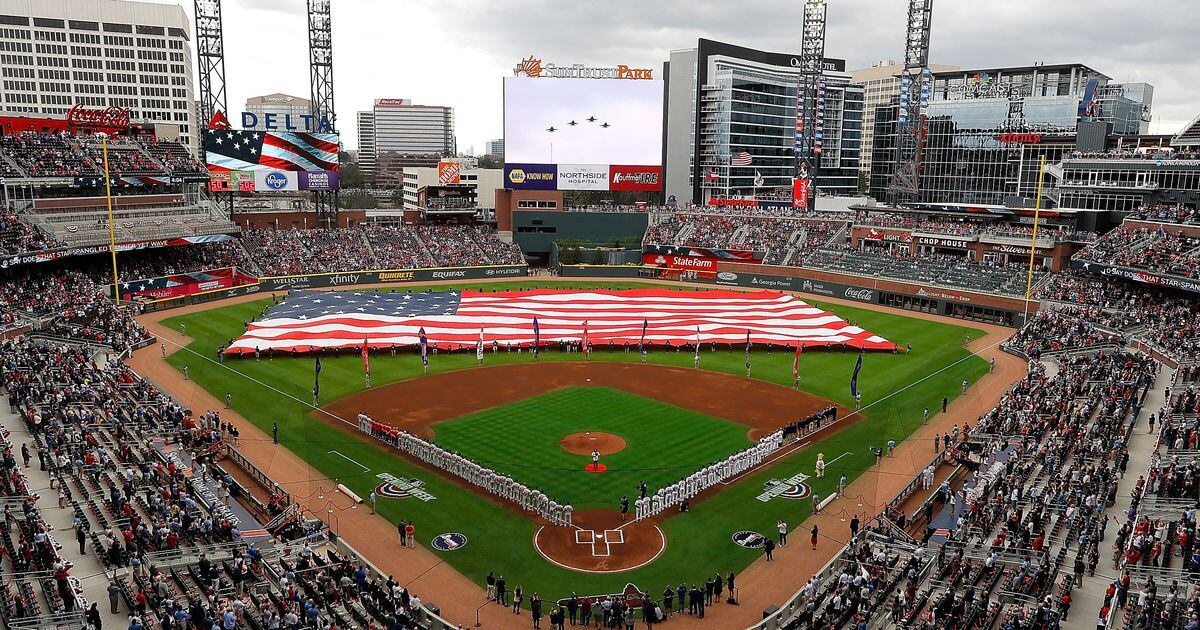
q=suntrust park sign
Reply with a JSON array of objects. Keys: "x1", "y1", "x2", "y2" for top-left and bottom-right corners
[{"x1": 513, "y1": 55, "x2": 654, "y2": 79}]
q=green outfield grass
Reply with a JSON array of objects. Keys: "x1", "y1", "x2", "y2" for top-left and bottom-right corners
[
  {"x1": 159, "y1": 279, "x2": 991, "y2": 600},
  {"x1": 432, "y1": 386, "x2": 754, "y2": 509}
]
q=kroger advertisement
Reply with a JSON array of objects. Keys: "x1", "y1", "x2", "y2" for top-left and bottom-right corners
[{"x1": 503, "y1": 76, "x2": 662, "y2": 191}]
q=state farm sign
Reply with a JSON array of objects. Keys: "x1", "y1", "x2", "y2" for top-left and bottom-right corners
[{"x1": 642, "y1": 253, "x2": 716, "y2": 272}]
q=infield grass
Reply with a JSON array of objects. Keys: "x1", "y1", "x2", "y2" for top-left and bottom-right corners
[
  {"x1": 158, "y1": 279, "x2": 991, "y2": 600},
  {"x1": 432, "y1": 386, "x2": 754, "y2": 509}
]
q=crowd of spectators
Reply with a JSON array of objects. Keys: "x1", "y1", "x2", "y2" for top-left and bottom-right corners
[
  {"x1": 0, "y1": 132, "x2": 205, "y2": 180},
  {"x1": 241, "y1": 225, "x2": 526, "y2": 276},
  {"x1": 0, "y1": 269, "x2": 148, "y2": 352},
  {"x1": 644, "y1": 211, "x2": 842, "y2": 262},
  {"x1": 0, "y1": 278, "x2": 460, "y2": 628},
  {"x1": 360, "y1": 224, "x2": 435, "y2": 269},
  {"x1": 0, "y1": 131, "x2": 99, "y2": 177},
  {"x1": 139, "y1": 139, "x2": 205, "y2": 177},
  {"x1": 1068, "y1": 148, "x2": 1199, "y2": 161},
  {"x1": 113, "y1": 242, "x2": 260, "y2": 282},
  {"x1": 1130, "y1": 204, "x2": 1195, "y2": 225},
  {"x1": 806, "y1": 245, "x2": 1038, "y2": 295},
  {"x1": 1002, "y1": 307, "x2": 1119, "y2": 358},
  {"x1": 1079, "y1": 226, "x2": 1200, "y2": 279},
  {"x1": 298, "y1": 228, "x2": 376, "y2": 273},
  {"x1": 0, "y1": 213, "x2": 57, "y2": 255},
  {"x1": 855, "y1": 213, "x2": 1095, "y2": 242}
]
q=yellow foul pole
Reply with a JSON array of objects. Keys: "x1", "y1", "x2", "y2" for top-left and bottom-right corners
[
  {"x1": 103, "y1": 136, "x2": 121, "y2": 306},
  {"x1": 1023, "y1": 155, "x2": 1046, "y2": 319}
]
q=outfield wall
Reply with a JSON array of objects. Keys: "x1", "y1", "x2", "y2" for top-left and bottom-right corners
[
  {"x1": 712, "y1": 262, "x2": 1037, "y2": 328},
  {"x1": 138, "y1": 264, "x2": 529, "y2": 311}
]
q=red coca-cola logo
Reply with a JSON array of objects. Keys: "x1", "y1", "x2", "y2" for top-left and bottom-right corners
[{"x1": 66, "y1": 104, "x2": 131, "y2": 130}]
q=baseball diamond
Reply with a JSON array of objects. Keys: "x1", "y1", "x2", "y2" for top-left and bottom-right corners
[{"x1": 152, "y1": 278, "x2": 992, "y2": 605}]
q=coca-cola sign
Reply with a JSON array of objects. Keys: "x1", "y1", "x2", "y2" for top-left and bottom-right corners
[{"x1": 67, "y1": 105, "x2": 131, "y2": 131}]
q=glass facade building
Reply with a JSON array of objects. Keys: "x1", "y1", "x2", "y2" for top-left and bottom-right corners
[
  {"x1": 868, "y1": 64, "x2": 1153, "y2": 206},
  {"x1": 664, "y1": 39, "x2": 862, "y2": 205}
]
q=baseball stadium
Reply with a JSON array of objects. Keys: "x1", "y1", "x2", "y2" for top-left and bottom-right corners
[{"x1": 0, "y1": 1, "x2": 1196, "y2": 630}]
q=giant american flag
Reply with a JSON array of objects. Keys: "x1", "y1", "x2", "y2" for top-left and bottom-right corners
[
  {"x1": 224, "y1": 288, "x2": 894, "y2": 354},
  {"x1": 203, "y1": 129, "x2": 339, "y2": 174}
]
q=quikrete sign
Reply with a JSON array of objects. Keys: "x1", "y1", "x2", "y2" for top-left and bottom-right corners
[{"x1": 513, "y1": 55, "x2": 654, "y2": 80}]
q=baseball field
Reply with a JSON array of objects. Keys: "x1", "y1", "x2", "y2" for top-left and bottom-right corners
[{"x1": 155, "y1": 279, "x2": 989, "y2": 598}]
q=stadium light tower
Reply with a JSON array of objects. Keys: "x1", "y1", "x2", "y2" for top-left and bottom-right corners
[
  {"x1": 308, "y1": 0, "x2": 338, "y2": 228},
  {"x1": 194, "y1": 0, "x2": 228, "y2": 142},
  {"x1": 793, "y1": 0, "x2": 828, "y2": 212},
  {"x1": 886, "y1": 0, "x2": 935, "y2": 205}
]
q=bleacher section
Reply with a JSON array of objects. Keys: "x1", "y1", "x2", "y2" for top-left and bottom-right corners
[{"x1": 806, "y1": 245, "x2": 1040, "y2": 296}]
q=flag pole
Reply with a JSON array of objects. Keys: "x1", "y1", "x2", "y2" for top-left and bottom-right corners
[
  {"x1": 103, "y1": 136, "x2": 121, "y2": 307},
  {"x1": 1023, "y1": 155, "x2": 1046, "y2": 321}
]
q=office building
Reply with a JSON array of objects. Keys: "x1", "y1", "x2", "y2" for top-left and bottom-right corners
[
  {"x1": 355, "y1": 98, "x2": 455, "y2": 177},
  {"x1": 356, "y1": 110, "x2": 375, "y2": 175},
  {"x1": 401, "y1": 164, "x2": 502, "y2": 213},
  {"x1": 0, "y1": 0, "x2": 197, "y2": 150},
  {"x1": 849, "y1": 60, "x2": 958, "y2": 179},
  {"x1": 664, "y1": 38, "x2": 863, "y2": 206},
  {"x1": 485, "y1": 138, "x2": 504, "y2": 157},
  {"x1": 869, "y1": 63, "x2": 1154, "y2": 206},
  {"x1": 244, "y1": 93, "x2": 311, "y2": 129}
]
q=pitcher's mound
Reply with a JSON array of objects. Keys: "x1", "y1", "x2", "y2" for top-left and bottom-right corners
[{"x1": 560, "y1": 432, "x2": 626, "y2": 456}]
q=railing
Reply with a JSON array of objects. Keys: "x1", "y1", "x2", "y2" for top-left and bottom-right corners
[{"x1": 226, "y1": 445, "x2": 291, "y2": 505}]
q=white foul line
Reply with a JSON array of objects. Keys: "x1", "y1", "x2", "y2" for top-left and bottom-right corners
[{"x1": 328, "y1": 450, "x2": 370, "y2": 473}]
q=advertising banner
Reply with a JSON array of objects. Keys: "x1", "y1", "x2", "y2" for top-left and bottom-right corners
[
  {"x1": 1071, "y1": 260, "x2": 1200, "y2": 295},
  {"x1": 504, "y1": 163, "x2": 558, "y2": 190},
  {"x1": 642, "y1": 253, "x2": 719, "y2": 273},
  {"x1": 709, "y1": 270, "x2": 878, "y2": 303},
  {"x1": 609, "y1": 165, "x2": 662, "y2": 191},
  {"x1": 557, "y1": 164, "x2": 610, "y2": 190},
  {"x1": 854, "y1": 226, "x2": 914, "y2": 244},
  {"x1": 792, "y1": 178, "x2": 811, "y2": 208},
  {"x1": 254, "y1": 170, "x2": 300, "y2": 192},
  {"x1": 438, "y1": 161, "x2": 461, "y2": 185},
  {"x1": 123, "y1": 267, "x2": 259, "y2": 301},
  {"x1": 209, "y1": 170, "x2": 255, "y2": 193},
  {"x1": 298, "y1": 170, "x2": 339, "y2": 191},
  {"x1": 258, "y1": 265, "x2": 529, "y2": 291}
]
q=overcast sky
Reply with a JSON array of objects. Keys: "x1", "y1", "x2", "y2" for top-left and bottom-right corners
[{"x1": 190, "y1": 0, "x2": 1197, "y2": 154}]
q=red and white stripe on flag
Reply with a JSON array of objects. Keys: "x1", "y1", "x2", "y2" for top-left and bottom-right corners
[{"x1": 227, "y1": 288, "x2": 895, "y2": 352}]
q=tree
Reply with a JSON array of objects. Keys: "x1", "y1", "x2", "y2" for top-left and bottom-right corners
[
  {"x1": 478, "y1": 154, "x2": 502, "y2": 169},
  {"x1": 857, "y1": 171, "x2": 869, "y2": 195},
  {"x1": 340, "y1": 162, "x2": 366, "y2": 189},
  {"x1": 590, "y1": 250, "x2": 606, "y2": 265}
]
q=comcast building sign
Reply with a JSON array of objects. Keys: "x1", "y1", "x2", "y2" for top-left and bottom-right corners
[{"x1": 513, "y1": 55, "x2": 654, "y2": 79}]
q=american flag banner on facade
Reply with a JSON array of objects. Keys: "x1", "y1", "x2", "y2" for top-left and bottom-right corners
[
  {"x1": 223, "y1": 289, "x2": 895, "y2": 354},
  {"x1": 204, "y1": 129, "x2": 339, "y2": 174},
  {"x1": 731, "y1": 151, "x2": 753, "y2": 166}
]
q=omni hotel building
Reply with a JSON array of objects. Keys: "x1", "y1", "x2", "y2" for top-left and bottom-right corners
[
  {"x1": 663, "y1": 38, "x2": 863, "y2": 205},
  {"x1": 869, "y1": 63, "x2": 1153, "y2": 208},
  {"x1": 0, "y1": 0, "x2": 197, "y2": 151}
]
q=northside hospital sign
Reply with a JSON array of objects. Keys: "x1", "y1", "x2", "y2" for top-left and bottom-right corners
[{"x1": 513, "y1": 55, "x2": 654, "y2": 79}]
